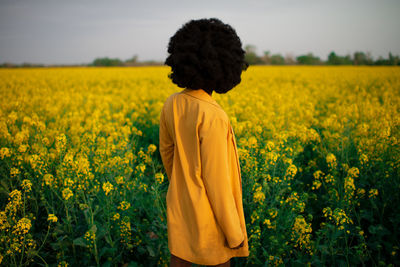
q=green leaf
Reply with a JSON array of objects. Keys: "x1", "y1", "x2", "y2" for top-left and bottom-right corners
[
  {"x1": 99, "y1": 247, "x2": 117, "y2": 258},
  {"x1": 73, "y1": 237, "x2": 87, "y2": 247},
  {"x1": 128, "y1": 261, "x2": 139, "y2": 267},
  {"x1": 89, "y1": 224, "x2": 98, "y2": 233},
  {"x1": 146, "y1": 245, "x2": 155, "y2": 257},
  {"x1": 96, "y1": 224, "x2": 107, "y2": 240},
  {"x1": 105, "y1": 234, "x2": 112, "y2": 245}
]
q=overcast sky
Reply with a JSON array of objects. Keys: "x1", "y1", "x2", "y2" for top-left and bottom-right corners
[{"x1": 1, "y1": 0, "x2": 399, "y2": 65}]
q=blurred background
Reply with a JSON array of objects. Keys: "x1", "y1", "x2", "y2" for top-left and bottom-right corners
[{"x1": 0, "y1": 0, "x2": 399, "y2": 66}]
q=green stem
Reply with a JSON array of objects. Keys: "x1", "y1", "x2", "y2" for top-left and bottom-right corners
[
  {"x1": 19, "y1": 192, "x2": 27, "y2": 266},
  {"x1": 35, "y1": 225, "x2": 51, "y2": 256},
  {"x1": 34, "y1": 252, "x2": 49, "y2": 267}
]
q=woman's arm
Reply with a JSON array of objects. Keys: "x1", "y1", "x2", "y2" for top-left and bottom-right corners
[
  {"x1": 199, "y1": 116, "x2": 244, "y2": 249},
  {"x1": 159, "y1": 107, "x2": 174, "y2": 181}
]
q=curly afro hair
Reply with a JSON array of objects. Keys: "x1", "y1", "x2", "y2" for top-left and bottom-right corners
[{"x1": 165, "y1": 18, "x2": 248, "y2": 94}]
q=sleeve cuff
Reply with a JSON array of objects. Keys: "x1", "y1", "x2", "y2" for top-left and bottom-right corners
[{"x1": 227, "y1": 233, "x2": 244, "y2": 248}]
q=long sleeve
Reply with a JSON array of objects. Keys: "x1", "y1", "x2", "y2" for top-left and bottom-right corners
[
  {"x1": 159, "y1": 107, "x2": 174, "y2": 182},
  {"x1": 199, "y1": 116, "x2": 244, "y2": 248}
]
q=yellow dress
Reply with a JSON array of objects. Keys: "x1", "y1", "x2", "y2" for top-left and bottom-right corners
[{"x1": 159, "y1": 88, "x2": 249, "y2": 265}]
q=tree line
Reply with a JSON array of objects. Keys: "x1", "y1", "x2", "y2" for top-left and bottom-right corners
[
  {"x1": 244, "y1": 45, "x2": 400, "y2": 65},
  {"x1": 1, "y1": 47, "x2": 399, "y2": 67}
]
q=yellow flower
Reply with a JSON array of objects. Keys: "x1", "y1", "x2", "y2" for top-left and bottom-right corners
[
  {"x1": 0, "y1": 147, "x2": 11, "y2": 159},
  {"x1": 291, "y1": 215, "x2": 312, "y2": 251},
  {"x1": 18, "y1": 144, "x2": 29, "y2": 153},
  {"x1": 112, "y1": 213, "x2": 120, "y2": 221},
  {"x1": 368, "y1": 188, "x2": 378, "y2": 198},
  {"x1": 43, "y1": 173, "x2": 55, "y2": 186},
  {"x1": 266, "y1": 141, "x2": 275, "y2": 152},
  {"x1": 359, "y1": 154, "x2": 368, "y2": 165},
  {"x1": 347, "y1": 167, "x2": 360, "y2": 178},
  {"x1": 12, "y1": 217, "x2": 32, "y2": 235},
  {"x1": 250, "y1": 210, "x2": 260, "y2": 223},
  {"x1": 7, "y1": 189, "x2": 22, "y2": 214},
  {"x1": 10, "y1": 167, "x2": 20, "y2": 178},
  {"x1": 48, "y1": 214, "x2": 58, "y2": 223},
  {"x1": 136, "y1": 163, "x2": 146, "y2": 173},
  {"x1": 313, "y1": 170, "x2": 324, "y2": 180},
  {"x1": 285, "y1": 164, "x2": 298, "y2": 179},
  {"x1": 147, "y1": 144, "x2": 157, "y2": 153},
  {"x1": 269, "y1": 255, "x2": 274, "y2": 261},
  {"x1": 62, "y1": 188, "x2": 73, "y2": 200},
  {"x1": 326, "y1": 153, "x2": 337, "y2": 169},
  {"x1": 155, "y1": 173, "x2": 164, "y2": 184},
  {"x1": 118, "y1": 201, "x2": 131, "y2": 211},
  {"x1": 21, "y1": 179, "x2": 32, "y2": 193},
  {"x1": 115, "y1": 176, "x2": 125, "y2": 185},
  {"x1": 253, "y1": 190, "x2": 265, "y2": 204},
  {"x1": 42, "y1": 137, "x2": 50, "y2": 147},
  {"x1": 102, "y1": 181, "x2": 114, "y2": 196},
  {"x1": 56, "y1": 133, "x2": 67, "y2": 152},
  {"x1": 344, "y1": 176, "x2": 355, "y2": 196},
  {"x1": 268, "y1": 208, "x2": 278, "y2": 218},
  {"x1": 58, "y1": 261, "x2": 69, "y2": 267},
  {"x1": 311, "y1": 180, "x2": 322, "y2": 190},
  {"x1": 265, "y1": 151, "x2": 278, "y2": 165}
]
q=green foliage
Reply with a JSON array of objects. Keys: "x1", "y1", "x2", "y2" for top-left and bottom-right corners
[
  {"x1": 353, "y1": 52, "x2": 374, "y2": 65},
  {"x1": 327, "y1": 52, "x2": 353, "y2": 65},
  {"x1": 91, "y1": 57, "x2": 124, "y2": 67},
  {"x1": 296, "y1": 53, "x2": 322, "y2": 65},
  {"x1": 244, "y1": 45, "x2": 264, "y2": 65}
]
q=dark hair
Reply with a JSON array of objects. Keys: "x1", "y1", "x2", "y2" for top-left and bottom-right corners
[{"x1": 165, "y1": 18, "x2": 248, "y2": 94}]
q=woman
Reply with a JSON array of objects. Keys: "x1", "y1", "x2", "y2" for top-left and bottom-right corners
[{"x1": 159, "y1": 18, "x2": 249, "y2": 266}]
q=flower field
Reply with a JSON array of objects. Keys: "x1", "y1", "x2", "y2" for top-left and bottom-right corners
[{"x1": 0, "y1": 66, "x2": 399, "y2": 266}]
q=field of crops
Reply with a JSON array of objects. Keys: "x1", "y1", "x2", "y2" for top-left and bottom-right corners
[{"x1": 0, "y1": 66, "x2": 399, "y2": 266}]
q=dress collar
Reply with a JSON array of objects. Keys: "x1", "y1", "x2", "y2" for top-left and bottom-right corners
[{"x1": 181, "y1": 88, "x2": 221, "y2": 108}]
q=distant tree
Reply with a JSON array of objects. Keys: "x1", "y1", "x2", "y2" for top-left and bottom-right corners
[
  {"x1": 374, "y1": 56, "x2": 388, "y2": 65},
  {"x1": 0, "y1": 62, "x2": 16, "y2": 68},
  {"x1": 388, "y1": 52, "x2": 400, "y2": 65},
  {"x1": 296, "y1": 53, "x2": 321, "y2": 65},
  {"x1": 353, "y1": 51, "x2": 373, "y2": 65},
  {"x1": 244, "y1": 44, "x2": 263, "y2": 65},
  {"x1": 327, "y1": 51, "x2": 353, "y2": 65},
  {"x1": 270, "y1": 53, "x2": 285, "y2": 65},
  {"x1": 284, "y1": 53, "x2": 296, "y2": 65},
  {"x1": 91, "y1": 57, "x2": 123, "y2": 66},
  {"x1": 261, "y1": 51, "x2": 271, "y2": 64},
  {"x1": 124, "y1": 55, "x2": 139, "y2": 66},
  {"x1": 260, "y1": 51, "x2": 286, "y2": 65}
]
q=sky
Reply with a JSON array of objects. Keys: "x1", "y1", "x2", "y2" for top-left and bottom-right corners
[{"x1": 0, "y1": 0, "x2": 399, "y2": 65}]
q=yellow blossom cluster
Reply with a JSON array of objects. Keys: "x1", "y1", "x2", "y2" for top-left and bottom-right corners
[
  {"x1": 48, "y1": 214, "x2": 58, "y2": 223},
  {"x1": 326, "y1": 153, "x2": 337, "y2": 169},
  {"x1": 84, "y1": 230, "x2": 96, "y2": 249},
  {"x1": 155, "y1": 172, "x2": 164, "y2": 184},
  {"x1": 291, "y1": 215, "x2": 312, "y2": 252},
  {"x1": 21, "y1": 179, "x2": 32, "y2": 193},
  {"x1": 102, "y1": 181, "x2": 114, "y2": 196},
  {"x1": 252, "y1": 183, "x2": 265, "y2": 204},
  {"x1": 322, "y1": 207, "x2": 353, "y2": 230},
  {"x1": 368, "y1": 188, "x2": 379, "y2": 198},
  {"x1": 119, "y1": 217, "x2": 132, "y2": 246},
  {"x1": 118, "y1": 201, "x2": 131, "y2": 211},
  {"x1": 284, "y1": 192, "x2": 305, "y2": 213}
]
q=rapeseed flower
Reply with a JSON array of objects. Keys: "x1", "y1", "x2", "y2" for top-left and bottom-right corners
[
  {"x1": 102, "y1": 181, "x2": 114, "y2": 196},
  {"x1": 48, "y1": 214, "x2": 58, "y2": 223}
]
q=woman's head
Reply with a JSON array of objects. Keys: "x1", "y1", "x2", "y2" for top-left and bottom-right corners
[{"x1": 165, "y1": 18, "x2": 248, "y2": 94}]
